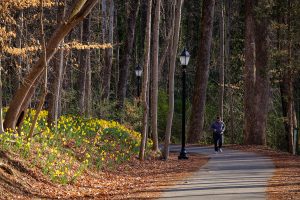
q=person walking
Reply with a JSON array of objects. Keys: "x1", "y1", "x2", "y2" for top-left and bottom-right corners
[{"x1": 211, "y1": 116, "x2": 225, "y2": 153}]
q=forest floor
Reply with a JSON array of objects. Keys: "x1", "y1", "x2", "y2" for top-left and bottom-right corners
[
  {"x1": 0, "y1": 151, "x2": 208, "y2": 199},
  {"x1": 228, "y1": 145, "x2": 300, "y2": 200},
  {"x1": 0, "y1": 145, "x2": 299, "y2": 199}
]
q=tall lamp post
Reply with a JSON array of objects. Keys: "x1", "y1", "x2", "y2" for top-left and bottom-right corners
[
  {"x1": 178, "y1": 48, "x2": 190, "y2": 160},
  {"x1": 135, "y1": 64, "x2": 143, "y2": 98}
]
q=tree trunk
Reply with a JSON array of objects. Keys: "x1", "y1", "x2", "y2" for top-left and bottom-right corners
[
  {"x1": 0, "y1": 59, "x2": 4, "y2": 133},
  {"x1": 78, "y1": 14, "x2": 91, "y2": 116},
  {"x1": 163, "y1": 0, "x2": 182, "y2": 160},
  {"x1": 218, "y1": 0, "x2": 225, "y2": 120},
  {"x1": 17, "y1": 10, "x2": 24, "y2": 88},
  {"x1": 85, "y1": 42, "x2": 92, "y2": 117},
  {"x1": 225, "y1": 0, "x2": 234, "y2": 144},
  {"x1": 278, "y1": 0, "x2": 296, "y2": 153},
  {"x1": 139, "y1": 0, "x2": 152, "y2": 161},
  {"x1": 47, "y1": 0, "x2": 66, "y2": 126},
  {"x1": 244, "y1": 0, "x2": 270, "y2": 145},
  {"x1": 101, "y1": 0, "x2": 114, "y2": 100},
  {"x1": 243, "y1": 0, "x2": 256, "y2": 144},
  {"x1": 28, "y1": 0, "x2": 48, "y2": 140},
  {"x1": 4, "y1": 0, "x2": 99, "y2": 130},
  {"x1": 187, "y1": 0, "x2": 215, "y2": 143},
  {"x1": 116, "y1": 0, "x2": 140, "y2": 109},
  {"x1": 151, "y1": 0, "x2": 161, "y2": 152},
  {"x1": 253, "y1": 3, "x2": 270, "y2": 145}
]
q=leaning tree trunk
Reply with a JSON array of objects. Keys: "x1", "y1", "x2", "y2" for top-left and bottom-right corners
[
  {"x1": 139, "y1": 0, "x2": 152, "y2": 161},
  {"x1": 187, "y1": 0, "x2": 215, "y2": 143},
  {"x1": 163, "y1": 0, "x2": 182, "y2": 160},
  {"x1": 151, "y1": 0, "x2": 161, "y2": 152},
  {"x1": 4, "y1": 0, "x2": 99, "y2": 130}
]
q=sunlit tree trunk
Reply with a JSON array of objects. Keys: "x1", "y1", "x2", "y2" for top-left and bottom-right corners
[
  {"x1": 163, "y1": 0, "x2": 183, "y2": 159},
  {"x1": 151, "y1": 0, "x2": 161, "y2": 152},
  {"x1": 85, "y1": 39, "x2": 91, "y2": 117},
  {"x1": 16, "y1": 10, "x2": 24, "y2": 88},
  {"x1": 139, "y1": 0, "x2": 152, "y2": 161},
  {"x1": 78, "y1": 14, "x2": 91, "y2": 116},
  {"x1": 48, "y1": 0, "x2": 66, "y2": 126}
]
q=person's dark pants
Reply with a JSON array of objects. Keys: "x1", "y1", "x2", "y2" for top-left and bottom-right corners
[{"x1": 213, "y1": 132, "x2": 223, "y2": 151}]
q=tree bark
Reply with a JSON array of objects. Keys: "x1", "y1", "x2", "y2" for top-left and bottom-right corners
[
  {"x1": 116, "y1": 0, "x2": 140, "y2": 109},
  {"x1": 139, "y1": 0, "x2": 152, "y2": 161},
  {"x1": 0, "y1": 59, "x2": 4, "y2": 133},
  {"x1": 163, "y1": 0, "x2": 182, "y2": 160},
  {"x1": 47, "y1": 0, "x2": 66, "y2": 126},
  {"x1": 225, "y1": 0, "x2": 234, "y2": 144},
  {"x1": 151, "y1": 0, "x2": 161, "y2": 152},
  {"x1": 101, "y1": 0, "x2": 114, "y2": 100},
  {"x1": 28, "y1": 0, "x2": 48, "y2": 140},
  {"x1": 85, "y1": 39, "x2": 92, "y2": 117},
  {"x1": 187, "y1": 0, "x2": 215, "y2": 143},
  {"x1": 243, "y1": 0, "x2": 256, "y2": 144},
  {"x1": 244, "y1": 0, "x2": 270, "y2": 145},
  {"x1": 78, "y1": 14, "x2": 91, "y2": 116},
  {"x1": 252, "y1": 2, "x2": 270, "y2": 145},
  {"x1": 16, "y1": 10, "x2": 24, "y2": 88},
  {"x1": 218, "y1": 0, "x2": 225, "y2": 120},
  {"x1": 4, "y1": 0, "x2": 99, "y2": 130}
]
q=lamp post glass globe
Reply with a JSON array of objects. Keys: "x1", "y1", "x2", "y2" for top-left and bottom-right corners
[
  {"x1": 135, "y1": 64, "x2": 143, "y2": 77},
  {"x1": 178, "y1": 48, "x2": 190, "y2": 160},
  {"x1": 180, "y1": 48, "x2": 190, "y2": 66},
  {"x1": 135, "y1": 64, "x2": 142, "y2": 98}
]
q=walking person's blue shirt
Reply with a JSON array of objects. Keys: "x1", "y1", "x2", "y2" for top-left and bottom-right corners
[{"x1": 211, "y1": 120, "x2": 225, "y2": 134}]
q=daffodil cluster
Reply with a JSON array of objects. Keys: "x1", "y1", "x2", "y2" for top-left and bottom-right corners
[{"x1": 0, "y1": 109, "x2": 152, "y2": 184}]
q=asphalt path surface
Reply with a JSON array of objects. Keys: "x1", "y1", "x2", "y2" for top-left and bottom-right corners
[{"x1": 159, "y1": 146, "x2": 274, "y2": 200}]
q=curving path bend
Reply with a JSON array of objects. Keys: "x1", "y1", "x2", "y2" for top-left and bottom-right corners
[{"x1": 159, "y1": 146, "x2": 274, "y2": 200}]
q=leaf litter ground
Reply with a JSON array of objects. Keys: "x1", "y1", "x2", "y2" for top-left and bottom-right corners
[{"x1": 0, "y1": 152, "x2": 208, "y2": 199}]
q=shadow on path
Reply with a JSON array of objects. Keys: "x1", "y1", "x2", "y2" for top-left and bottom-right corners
[{"x1": 159, "y1": 146, "x2": 274, "y2": 200}]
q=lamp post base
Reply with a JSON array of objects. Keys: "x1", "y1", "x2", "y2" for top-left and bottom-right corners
[{"x1": 178, "y1": 148, "x2": 188, "y2": 160}]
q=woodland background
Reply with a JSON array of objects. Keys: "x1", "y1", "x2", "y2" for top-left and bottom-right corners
[{"x1": 0, "y1": 0, "x2": 300, "y2": 157}]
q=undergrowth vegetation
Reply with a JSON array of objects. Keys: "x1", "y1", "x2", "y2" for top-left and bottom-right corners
[{"x1": 0, "y1": 109, "x2": 151, "y2": 184}]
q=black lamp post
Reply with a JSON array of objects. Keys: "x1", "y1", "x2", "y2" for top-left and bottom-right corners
[
  {"x1": 178, "y1": 48, "x2": 190, "y2": 160},
  {"x1": 135, "y1": 64, "x2": 143, "y2": 98}
]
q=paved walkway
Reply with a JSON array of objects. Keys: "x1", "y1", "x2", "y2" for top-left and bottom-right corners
[{"x1": 159, "y1": 146, "x2": 274, "y2": 200}]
